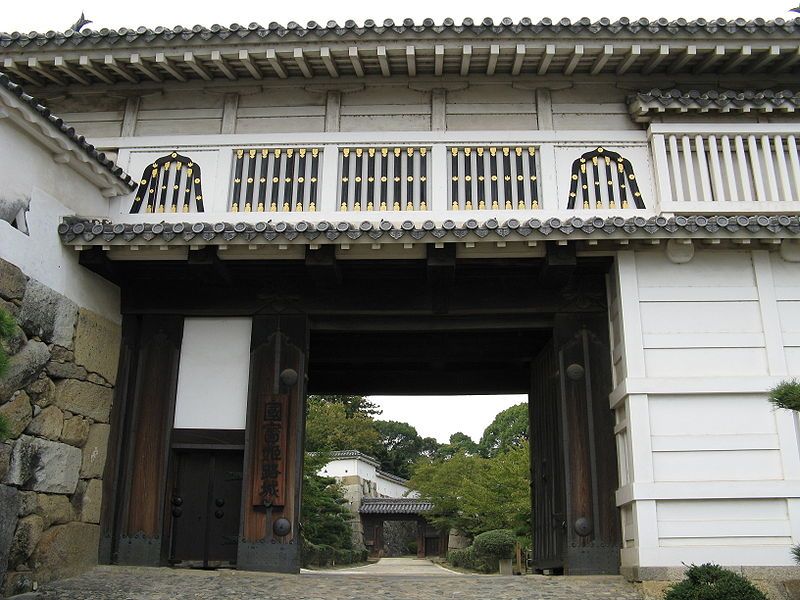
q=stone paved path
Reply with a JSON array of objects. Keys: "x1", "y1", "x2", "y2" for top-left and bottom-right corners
[
  {"x1": 24, "y1": 564, "x2": 644, "y2": 600},
  {"x1": 312, "y1": 557, "x2": 453, "y2": 576}
]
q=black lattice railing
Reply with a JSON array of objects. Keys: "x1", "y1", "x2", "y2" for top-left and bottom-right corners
[
  {"x1": 130, "y1": 152, "x2": 204, "y2": 213},
  {"x1": 448, "y1": 146, "x2": 539, "y2": 210},
  {"x1": 338, "y1": 146, "x2": 429, "y2": 211},
  {"x1": 567, "y1": 147, "x2": 645, "y2": 209},
  {"x1": 229, "y1": 147, "x2": 321, "y2": 212}
]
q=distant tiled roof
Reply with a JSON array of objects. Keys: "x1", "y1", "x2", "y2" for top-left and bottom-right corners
[
  {"x1": 58, "y1": 215, "x2": 800, "y2": 247},
  {"x1": 359, "y1": 498, "x2": 433, "y2": 515},
  {"x1": 629, "y1": 88, "x2": 800, "y2": 120},
  {"x1": 3, "y1": 17, "x2": 800, "y2": 48},
  {"x1": 0, "y1": 72, "x2": 135, "y2": 188}
]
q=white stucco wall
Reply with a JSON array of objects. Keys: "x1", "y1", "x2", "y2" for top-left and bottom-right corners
[
  {"x1": 0, "y1": 118, "x2": 121, "y2": 321},
  {"x1": 319, "y1": 456, "x2": 411, "y2": 499},
  {"x1": 610, "y1": 247, "x2": 800, "y2": 573}
]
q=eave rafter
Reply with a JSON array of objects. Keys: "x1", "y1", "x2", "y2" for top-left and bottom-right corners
[{"x1": 2, "y1": 35, "x2": 800, "y2": 87}]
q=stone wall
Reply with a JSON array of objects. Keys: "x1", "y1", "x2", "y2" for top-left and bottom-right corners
[{"x1": 0, "y1": 257, "x2": 120, "y2": 596}]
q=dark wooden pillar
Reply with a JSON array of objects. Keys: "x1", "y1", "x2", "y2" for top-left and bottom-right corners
[
  {"x1": 111, "y1": 315, "x2": 184, "y2": 566},
  {"x1": 416, "y1": 519, "x2": 425, "y2": 558},
  {"x1": 553, "y1": 313, "x2": 620, "y2": 574},
  {"x1": 237, "y1": 315, "x2": 308, "y2": 573}
]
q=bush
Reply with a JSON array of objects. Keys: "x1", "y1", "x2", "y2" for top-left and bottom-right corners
[
  {"x1": 769, "y1": 379, "x2": 800, "y2": 412},
  {"x1": 473, "y1": 529, "x2": 516, "y2": 562},
  {"x1": 302, "y1": 541, "x2": 368, "y2": 568},
  {"x1": 446, "y1": 545, "x2": 493, "y2": 573},
  {"x1": 664, "y1": 564, "x2": 766, "y2": 600}
]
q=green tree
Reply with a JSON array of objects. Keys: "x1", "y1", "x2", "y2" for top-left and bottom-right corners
[
  {"x1": 373, "y1": 420, "x2": 432, "y2": 479},
  {"x1": 305, "y1": 397, "x2": 380, "y2": 455},
  {"x1": 307, "y1": 394, "x2": 382, "y2": 418},
  {"x1": 408, "y1": 442, "x2": 530, "y2": 537},
  {"x1": 434, "y1": 432, "x2": 479, "y2": 460},
  {"x1": 300, "y1": 452, "x2": 354, "y2": 550},
  {"x1": 478, "y1": 403, "x2": 529, "y2": 458}
]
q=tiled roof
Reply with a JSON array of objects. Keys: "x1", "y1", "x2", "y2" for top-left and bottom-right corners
[
  {"x1": 0, "y1": 72, "x2": 135, "y2": 188},
  {"x1": 58, "y1": 215, "x2": 800, "y2": 246},
  {"x1": 3, "y1": 17, "x2": 800, "y2": 48},
  {"x1": 359, "y1": 498, "x2": 433, "y2": 515},
  {"x1": 629, "y1": 88, "x2": 800, "y2": 120}
]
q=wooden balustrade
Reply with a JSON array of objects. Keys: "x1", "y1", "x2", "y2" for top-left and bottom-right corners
[{"x1": 448, "y1": 146, "x2": 540, "y2": 210}]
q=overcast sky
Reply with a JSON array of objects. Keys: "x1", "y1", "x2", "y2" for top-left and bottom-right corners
[
  {"x1": 2, "y1": 0, "x2": 797, "y2": 32},
  {"x1": 2, "y1": 0, "x2": 792, "y2": 443}
]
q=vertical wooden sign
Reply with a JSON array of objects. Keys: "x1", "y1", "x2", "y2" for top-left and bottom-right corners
[{"x1": 251, "y1": 386, "x2": 289, "y2": 508}]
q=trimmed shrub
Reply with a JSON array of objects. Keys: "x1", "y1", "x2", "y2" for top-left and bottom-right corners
[
  {"x1": 769, "y1": 379, "x2": 800, "y2": 412},
  {"x1": 472, "y1": 529, "x2": 516, "y2": 571},
  {"x1": 302, "y1": 542, "x2": 368, "y2": 568},
  {"x1": 446, "y1": 545, "x2": 492, "y2": 573},
  {"x1": 664, "y1": 564, "x2": 766, "y2": 600}
]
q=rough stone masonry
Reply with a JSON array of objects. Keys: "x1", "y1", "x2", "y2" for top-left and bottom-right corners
[{"x1": 0, "y1": 257, "x2": 120, "y2": 597}]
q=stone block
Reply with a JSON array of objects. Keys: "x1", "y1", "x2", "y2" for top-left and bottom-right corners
[
  {"x1": 25, "y1": 405, "x2": 64, "y2": 441},
  {"x1": 18, "y1": 280, "x2": 78, "y2": 347},
  {"x1": 32, "y1": 494, "x2": 74, "y2": 529},
  {"x1": 54, "y1": 379, "x2": 112, "y2": 422},
  {"x1": 0, "y1": 340, "x2": 49, "y2": 403},
  {"x1": 2, "y1": 324, "x2": 27, "y2": 357},
  {"x1": 72, "y1": 479, "x2": 102, "y2": 524},
  {"x1": 0, "y1": 298, "x2": 19, "y2": 319},
  {"x1": 9, "y1": 514, "x2": 44, "y2": 568},
  {"x1": 16, "y1": 491, "x2": 37, "y2": 517},
  {"x1": 0, "y1": 443, "x2": 10, "y2": 481},
  {"x1": 46, "y1": 360, "x2": 88, "y2": 381},
  {"x1": 4, "y1": 435, "x2": 82, "y2": 494},
  {"x1": 81, "y1": 424, "x2": 110, "y2": 479},
  {"x1": 26, "y1": 374, "x2": 56, "y2": 408},
  {"x1": 30, "y1": 522, "x2": 100, "y2": 583},
  {"x1": 0, "y1": 390, "x2": 32, "y2": 439},
  {"x1": 50, "y1": 346, "x2": 74, "y2": 363},
  {"x1": 0, "y1": 258, "x2": 27, "y2": 302},
  {"x1": 60, "y1": 415, "x2": 90, "y2": 447},
  {"x1": 0, "y1": 484, "x2": 20, "y2": 586},
  {"x1": 74, "y1": 309, "x2": 121, "y2": 384},
  {"x1": 3, "y1": 570, "x2": 34, "y2": 596}
]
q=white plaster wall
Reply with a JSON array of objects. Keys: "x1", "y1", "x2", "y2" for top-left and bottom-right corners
[
  {"x1": 611, "y1": 247, "x2": 800, "y2": 571},
  {"x1": 0, "y1": 118, "x2": 121, "y2": 320},
  {"x1": 319, "y1": 457, "x2": 411, "y2": 498},
  {"x1": 173, "y1": 317, "x2": 253, "y2": 430}
]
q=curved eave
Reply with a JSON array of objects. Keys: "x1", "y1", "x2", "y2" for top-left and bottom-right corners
[{"x1": 58, "y1": 215, "x2": 800, "y2": 248}]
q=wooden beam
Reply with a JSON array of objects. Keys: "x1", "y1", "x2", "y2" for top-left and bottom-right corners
[
  {"x1": 746, "y1": 45, "x2": 781, "y2": 73},
  {"x1": 460, "y1": 45, "x2": 472, "y2": 76},
  {"x1": 266, "y1": 49, "x2": 288, "y2": 78},
  {"x1": 212, "y1": 51, "x2": 237, "y2": 80},
  {"x1": 406, "y1": 45, "x2": 417, "y2": 76},
  {"x1": 77, "y1": 56, "x2": 113, "y2": 84},
  {"x1": 427, "y1": 243, "x2": 456, "y2": 315},
  {"x1": 720, "y1": 45, "x2": 752, "y2": 73},
  {"x1": 293, "y1": 48, "x2": 312, "y2": 78},
  {"x1": 104, "y1": 55, "x2": 138, "y2": 83},
  {"x1": 667, "y1": 45, "x2": 696, "y2": 73},
  {"x1": 616, "y1": 44, "x2": 640, "y2": 75},
  {"x1": 564, "y1": 45, "x2": 584, "y2": 75},
  {"x1": 487, "y1": 44, "x2": 500, "y2": 75},
  {"x1": 54, "y1": 56, "x2": 89, "y2": 85},
  {"x1": 183, "y1": 52, "x2": 212, "y2": 80},
  {"x1": 305, "y1": 245, "x2": 340, "y2": 287},
  {"x1": 511, "y1": 44, "x2": 526, "y2": 76},
  {"x1": 642, "y1": 44, "x2": 669, "y2": 74},
  {"x1": 590, "y1": 45, "x2": 614, "y2": 75},
  {"x1": 538, "y1": 44, "x2": 556, "y2": 75},
  {"x1": 155, "y1": 53, "x2": 186, "y2": 82},
  {"x1": 320, "y1": 47, "x2": 338, "y2": 77},
  {"x1": 377, "y1": 46, "x2": 390, "y2": 77},
  {"x1": 434, "y1": 44, "x2": 444, "y2": 76},
  {"x1": 130, "y1": 54, "x2": 162, "y2": 82},
  {"x1": 238, "y1": 50, "x2": 262, "y2": 79},
  {"x1": 3, "y1": 58, "x2": 43, "y2": 86},
  {"x1": 349, "y1": 46, "x2": 364, "y2": 77},
  {"x1": 776, "y1": 47, "x2": 800, "y2": 72},
  {"x1": 694, "y1": 45, "x2": 725, "y2": 74},
  {"x1": 27, "y1": 57, "x2": 65, "y2": 86}
]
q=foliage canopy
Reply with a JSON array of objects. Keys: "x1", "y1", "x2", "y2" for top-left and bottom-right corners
[{"x1": 478, "y1": 403, "x2": 529, "y2": 458}]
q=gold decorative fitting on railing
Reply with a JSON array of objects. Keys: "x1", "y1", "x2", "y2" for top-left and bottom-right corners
[
  {"x1": 448, "y1": 145, "x2": 539, "y2": 211},
  {"x1": 229, "y1": 147, "x2": 321, "y2": 213},
  {"x1": 567, "y1": 147, "x2": 644, "y2": 210},
  {"x1": 130, "y1": 152, "x2": 204, "y2": 214},
  {"x1": 338, "y1": 146, "x2": 430, "y2": 211}
]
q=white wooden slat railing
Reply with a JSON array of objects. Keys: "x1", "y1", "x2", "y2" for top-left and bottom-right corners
[{"x1": 651, "y1": 124, "x2": 800, "y2": 214}]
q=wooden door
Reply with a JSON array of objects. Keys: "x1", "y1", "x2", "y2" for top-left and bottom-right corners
[
  {"x1": 529, "y1": 341, "x2": 566, "y2": 571},
  {"x1": 169, "y1": 450, "x2": 243, "y2": 567}
]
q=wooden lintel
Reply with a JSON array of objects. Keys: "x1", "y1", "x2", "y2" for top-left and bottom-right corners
[
  {"x1": 78, "y1": 55, "x2": 113, "y2": 84},
  {"x1": 406, "y1": 46, "x2": 417, "y2": 77},
  {"x1": 377, "y1": 46, "x2": 390, "y2": 77},
  {"x1": 54, "y1": 56, "x2": 90, "y2": 85},
  {"x1": 538, "y1": 44, "x2": 556, "y2": 75},
  {"x1": 3, "y1": 58, "x2": 43, "y2": 86},
  {"x1": 667, "y1": 45, "x2": 696, "y2": 73},
  {"x1": 564, "y1": 45, "x2": 583, "y2": 75},
  {"x1": 460, "y1": 45, "x2": 472, "y2": 76},
  {"x1": 694, "y1": 45, "x2": 725, "y2": 74},
  {"x1": 642, "y1": 44, "x2": 670, "y2": 74},
  {"x1": 486, "y1": 44, "x2": 500, "y2": 76},
  {"x1": 720, "y1": 45, "x2": 752, "y2": 73},
  {"x1": 434, "y1": 44, "x2": 444, "y2": 76},
  {"x1": 130, "y1": 54, "x2": 163, "y2": 82},
  {"x1": 616, "y1": 45, "x2": 640, "y2": 75},
  {"x1": 155, "y1": 53, "x2": 187, "y2": 82}
]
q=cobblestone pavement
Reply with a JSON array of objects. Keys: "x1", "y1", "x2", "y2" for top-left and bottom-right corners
[{"x1": 23, "y1": 564, "x2": 644, "y2": 600}]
